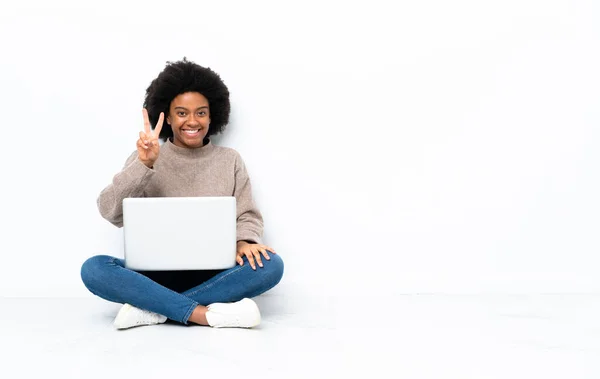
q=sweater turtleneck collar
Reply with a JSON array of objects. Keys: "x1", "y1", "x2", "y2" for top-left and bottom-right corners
[{"x1": 162, "y1": 137, "x2": 215, "y2": 158}]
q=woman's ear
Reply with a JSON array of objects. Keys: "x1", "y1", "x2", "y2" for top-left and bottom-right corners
[{"x1": 166, "y1": 115, "x2": 171, "y2": 125}]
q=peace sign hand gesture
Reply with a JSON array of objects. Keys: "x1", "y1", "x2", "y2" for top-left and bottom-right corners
[{"x1": 138, "y1": 109, "x2": 165, "y2": 168}]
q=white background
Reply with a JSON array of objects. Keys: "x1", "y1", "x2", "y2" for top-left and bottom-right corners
[{"x1": 0, "y1": 0, "x2": 598, "y2": 297}]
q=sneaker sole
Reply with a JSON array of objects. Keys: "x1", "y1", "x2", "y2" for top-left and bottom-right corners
[
  {"x1": 241, "y1": 298, "x2": 261, "y2": 328},
  {"x1": 113, "y1": 303, "x2": 134, "y2": 329}
]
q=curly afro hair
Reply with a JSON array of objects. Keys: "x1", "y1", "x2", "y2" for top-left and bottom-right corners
[{"x1": 143, "y1": 58, "x2": 231, "y2": 141}]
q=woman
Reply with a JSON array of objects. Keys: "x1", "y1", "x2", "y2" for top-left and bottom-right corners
[{"x1": 81, "y1": 58, "x2": 284, "y2": 330}]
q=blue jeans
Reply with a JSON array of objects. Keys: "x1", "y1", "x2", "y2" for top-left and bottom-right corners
[{"x1": 80, "y1": 253, "x2": 284, "y2": 324}]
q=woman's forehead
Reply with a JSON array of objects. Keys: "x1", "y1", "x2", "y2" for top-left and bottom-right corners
[{"x1": 171, "y1": 92, "x2": 209, "y2": 107}]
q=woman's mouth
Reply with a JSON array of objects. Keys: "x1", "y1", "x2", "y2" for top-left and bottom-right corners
[{"x1": 182, "y1": 129, "x2": 200, "y2": 137}]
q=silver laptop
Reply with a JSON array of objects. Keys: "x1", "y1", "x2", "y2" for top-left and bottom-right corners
[{"x1": 122, "y1": 196, "x2": 237, "y2": 271}]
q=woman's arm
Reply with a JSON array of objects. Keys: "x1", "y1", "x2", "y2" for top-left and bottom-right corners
[
  {"x1": 97, "y1": 151, "x2": 155, "y2": 227},
  {"x1": 98, "y1": 109, "x2": 164, "y2": 227},
  {"x1": 233, "y1": 152, "x2": 264, "y2": 244}
]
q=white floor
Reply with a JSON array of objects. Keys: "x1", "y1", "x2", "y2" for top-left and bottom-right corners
[{"x1": 1, "y1": 293, "x2": 599, "y2": 378}]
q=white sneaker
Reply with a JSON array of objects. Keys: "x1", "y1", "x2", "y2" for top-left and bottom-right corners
[
  {"x1": 113, "y1": 303, "x2": 168, "y2": 330},
  {"x1": 205, "y1": 298, "x2": 261, "y2": 328}
]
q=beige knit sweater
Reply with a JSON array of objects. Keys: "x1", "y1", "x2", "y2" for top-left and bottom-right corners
[{"x1": 97, "y1": 138, "x2": 263, "y2": 244}]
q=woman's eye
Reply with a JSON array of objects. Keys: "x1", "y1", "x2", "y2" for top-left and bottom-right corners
[
  {"x1": 178, "y1": 112, "x2": 186, "y2": 116},
  {"x1": 198, "y1": 111, "x2": 206, "y2": 116}
]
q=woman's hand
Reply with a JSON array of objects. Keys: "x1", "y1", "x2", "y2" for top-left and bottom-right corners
[
  {"x1": 236, "y1": 241, "x2": 277, "y2": 270},
  {"x1": 138, "y1": 108, "x2": 164, "y2": 168}
]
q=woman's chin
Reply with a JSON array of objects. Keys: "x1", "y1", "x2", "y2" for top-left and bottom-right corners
[{"x1": 174, "y1": 135, "x2": 204, "y2": 148}]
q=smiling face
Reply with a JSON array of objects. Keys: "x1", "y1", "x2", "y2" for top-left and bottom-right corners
[{"x1": 167, "y1": 92, "x2": 211, "y2": 148}]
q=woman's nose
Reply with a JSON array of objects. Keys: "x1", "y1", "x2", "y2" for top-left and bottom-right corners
[{"x1": 186, "y1": 116, "x2": 201, "y2": 126}]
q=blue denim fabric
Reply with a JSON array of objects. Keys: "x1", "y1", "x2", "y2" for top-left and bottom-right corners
[{"x1": 80, "y1": 253, "x2": 284, "y2": 324}]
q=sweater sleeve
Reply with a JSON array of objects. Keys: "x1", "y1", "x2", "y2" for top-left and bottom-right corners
[
  {"x1": 233, "y1": 153, "x2": 264, "y2": 244},
  {"x1": 97, "y1": 151, "x2": 156, "y2": 227}
]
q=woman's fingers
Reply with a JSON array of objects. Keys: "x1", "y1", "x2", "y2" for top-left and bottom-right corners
[
  {"x1": 260, "y1": 248, "x2": 271, "y2": 260},
  {"x1": 139, "y1": 132, "x2": 149, "y2": 149},
  {"x1": 139, "y1": 131, "x2": 160, "y2": 151},
  {"x1": 238, "y1": 244, "x2": 277, "y2": 270},
  {"x1": 143, "y1": 109, "x2": 151, "y2": 134},
  {"x1": 143, "y1": 109, "x2": 164, "y2": 140},
  {"x1": 236, "y1": 255, "x2": 244, "y2": 266},
  {"x1": 253, "y1": 250, "x2": 264, "y2": 268},
  {"x1": 245, "y1": 252, "x2": 257, "y2": 270},
  {"x1": 154, "y1": 112, "x2": 164, "y2": 138}
]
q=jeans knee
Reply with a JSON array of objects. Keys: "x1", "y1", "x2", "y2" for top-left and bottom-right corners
[
  {"x1": 264, "y1": 253, "x2": 284, "y2": 287},
  {"x1": 80, "y1": 255, "x2": 113, "y2": 292}
]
